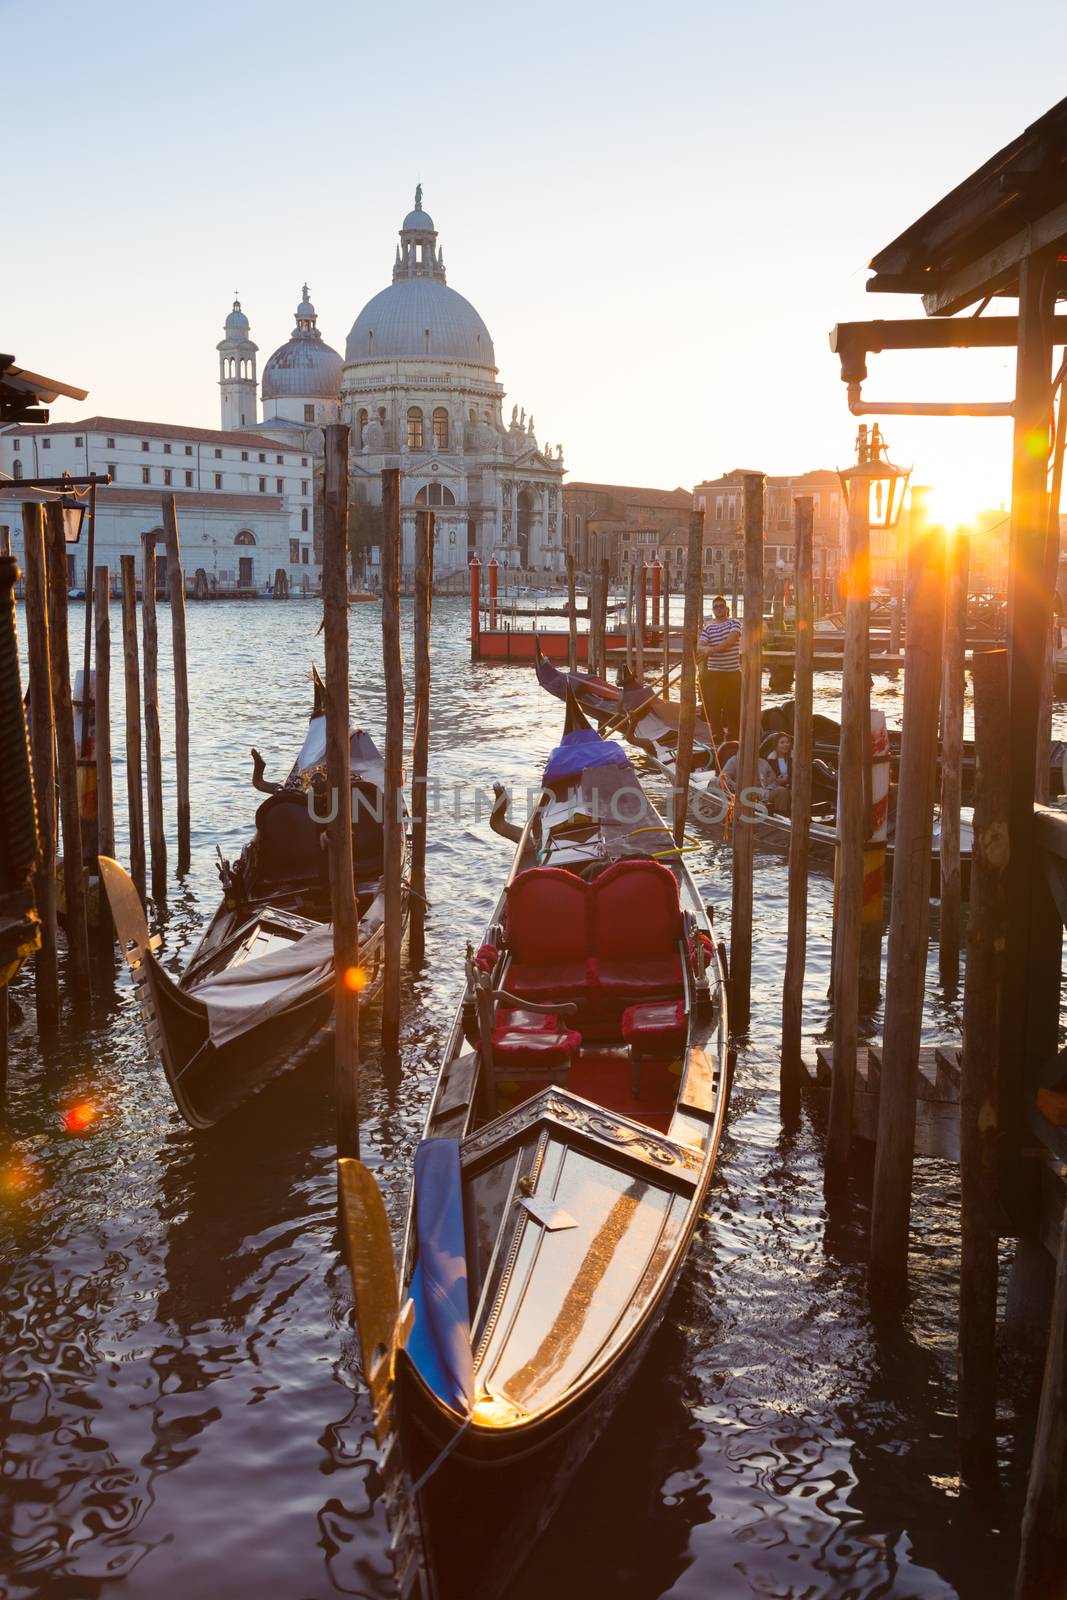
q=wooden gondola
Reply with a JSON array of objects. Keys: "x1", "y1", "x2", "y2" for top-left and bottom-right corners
[
  {"x1": 339, "y1": 693, "x2": 730, "y2": 1599},
  {"x1": 100, "y1": 670, "x2": 406, "y2": 1128},
  {"x1": 533, "y1": 641, "x2": 974, "y2": 893}
]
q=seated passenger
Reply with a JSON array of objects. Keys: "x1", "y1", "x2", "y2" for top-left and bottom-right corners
[{"x1": 718, "y1": 732, "x2": 793, "y2": 817}]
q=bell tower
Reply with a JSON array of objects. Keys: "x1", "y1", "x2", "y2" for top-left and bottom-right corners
[{"x1": 216, "y1": 294, "x2": 259, "y2": 430}]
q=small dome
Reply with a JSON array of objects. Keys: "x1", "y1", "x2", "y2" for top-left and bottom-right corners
[
  {"x1": 262, "y1": 336, "x2": 343, "y2": 401},
  {"x1": 403, "y1": 207, "x2": 435, "y2": 232},
  {"x1": 225, "y1": 297, "x2": 249, "y2": 333}
]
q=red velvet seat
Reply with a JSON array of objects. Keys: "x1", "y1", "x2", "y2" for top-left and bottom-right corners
[
  {"x1": 507, "y1": 961, "x2": 588, "y2": 1002},
  {"x1": 622, "y1": 999, "x2": 686, "y2": 1053},
  {"x1": 596, "y1": 955, "x2": 683, "y2": 997},
  {"x1": 491, "y1": 1026, "x2": 581, "y2": 1070},
  {"x1": 497, "y1": 1007, "x2": 561, "y2": 1031}
]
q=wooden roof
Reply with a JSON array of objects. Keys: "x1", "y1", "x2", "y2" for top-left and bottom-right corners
[{"x1": 867, "y1": 95, "x2": 1067, "y2": 315}]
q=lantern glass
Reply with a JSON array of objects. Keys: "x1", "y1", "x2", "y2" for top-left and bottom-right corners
[
  {"x1": 839, "y1": 458, "x2": 911, "y2": 532},
  {"x1": 61, "y1": 500, "x2": 85, "y2": 542}
]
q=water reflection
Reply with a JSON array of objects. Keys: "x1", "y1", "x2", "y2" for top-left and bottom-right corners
[{"x1": 0, "y1": 597, "x2": 1038, "y2": 1597}]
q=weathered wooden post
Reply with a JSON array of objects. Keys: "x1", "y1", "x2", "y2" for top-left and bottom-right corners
[
  {"x1": 0, "y1": 542, "x2": 39, "y2": 1096},
  {"x1": 939, "y1": 528, "x2": 970, "y2": 987},
  {"x1": 469, "y1": 555, "x2": 480, "y2": 664},
  {"x1": 625, "y1": 562, "x2": 636, "y2": 672},
  {"x1": 650, "y1": 556, "x2": 661, "y2": 632},
  {"x1": 661, "y1": 577, "x2": 671, "y2": 699},
  {"x1": 565, "y1": 549, "x2": 578, "y2": 672},
  {"x1": 599, "y1": 559, "x2": 610, "y2": 679},
  {"x1": 826, "y1": 468, "x2": 871, "y2": 1189},
  {"x1": 21, "y1": 505, "x2": 58, "y2": 1037},
  {"x1": 120, "y1": 555, "x2": 146, "y2": 903},
  {"x1": 409, "y1": 509, "x2": 434, "y2": 968},
  {"x1": 322, "y1": 423, "x2": 360, "y2": 1160},
  {"x1": 869, "y1": 499, "x2": 946, "y2": 1299},
  {"x1": 673, "y1": 511, "x2": 704, "y2": 847},
  {"x1": 162, "y1": 495, "x2": 191, "y2": 876},
  {"x1": 44, "y1": 502, "x2": 90, "y2": 1006},
  {"x1": 380, "y1": 467, "x2": 405, "y2": 1054},
  {"x1": 957, "y1": 648, "x2": 1010, "y2": 1490},
  {"x1": 730, "y1": 475, "x2": 764, "y2": 1033},
  {"x1": 636, "y1": 559, "x2": 646, "y2": 683},
  {"x1": 1015, "y1": 1198, "x2": 1067, "y2": 1599},
  {"x1": 488, "y1": 555, "x2": 498, "y2": 632},
  {"x1": 140, "y1": 534, "x2": 167, "y2": 903},
  {"x1": 93, "y1": 566, "x2": 115, "y2": 949},
  {"x1": 781, "y1": 497, "x2": 814, "y2": 1109}
]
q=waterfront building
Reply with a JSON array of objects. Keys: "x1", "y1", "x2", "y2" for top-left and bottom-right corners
[
  {"x1": 562, "y1": 482, "x2": 692, "y2": 579},
  {"x1": 693, "y1": 469, "x2": 846, "y2": 593},
  {"x1": 341, "y1": 192, "x2": 566, "y2": 577}
]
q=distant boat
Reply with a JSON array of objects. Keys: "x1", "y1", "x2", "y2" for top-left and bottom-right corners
[{"x1": 349, "y1": 589, "x2": 379, "y2": 602}]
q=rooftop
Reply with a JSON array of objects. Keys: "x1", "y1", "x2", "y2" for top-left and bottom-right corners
[{"x1": 0, "y1": 415, "x2": 306, "y2": 454}]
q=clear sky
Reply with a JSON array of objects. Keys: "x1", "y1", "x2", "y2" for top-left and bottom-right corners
[{"x1": 5, "y1": 0, "x2": 1066, "y2": 513}]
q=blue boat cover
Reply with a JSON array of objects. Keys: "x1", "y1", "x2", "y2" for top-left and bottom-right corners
[
  {"x1": 543, "y1": 728, "x2": 631, "y2": 786},
  {"x1": 407, "y1": 1139, "x2": 474, "y2": 1416}
]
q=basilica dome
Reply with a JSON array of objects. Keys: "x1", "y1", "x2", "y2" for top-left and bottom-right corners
[
  {"x1": 262, "y1": 286, "x2": 343, "y2": 402},
  {"x1": 344, "y1": 193, "x2": 496, "y2": 371}
]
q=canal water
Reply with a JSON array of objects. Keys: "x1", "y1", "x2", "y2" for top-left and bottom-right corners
[{"x1": 0, "y1": 597, "x2": 1048, "y2": 1599}]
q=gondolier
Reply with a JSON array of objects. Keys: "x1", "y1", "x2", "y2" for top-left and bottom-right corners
[{"x1": 696, "y1": 594, "x2": 742, "y2": 742}]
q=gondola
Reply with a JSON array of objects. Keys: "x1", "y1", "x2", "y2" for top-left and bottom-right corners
[
  {"x1": 100, "y1": 670, "x2": 406, "y2": 1128},
  {"x1": 532, "y1": 640, "x2": 973, "y2": 893},
  {"x1": 339, "y1": 693, "x2": 729, "y2": 1599}
]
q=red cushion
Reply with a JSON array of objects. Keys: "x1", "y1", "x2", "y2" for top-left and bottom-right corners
[
  {"x1": 592, "y1": 859, "x2": 682, "y2": 961},
  {"x1": 506, "y1": 868, "x2": 590, "y2": 967},
  {"x1": 507, "y1": 961, "x2": 589, "y2": 1002},
  {"x1": 622, "y1": 1000, "x2": 686, "y2": 1052},
  {"x1": 491, "y1": 1027, "x2": 580, "y2": 1069},
  {"x1": 497, "y1": 1007, "x2": 560, "y2": 1031},
  {"x1": 595, "y1": 955, "x2": 683, "y2": 996}
]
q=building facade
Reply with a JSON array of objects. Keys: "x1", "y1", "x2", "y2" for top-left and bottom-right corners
[
  {"x1": 562, "y1": 483, "x2": 692, "y2": 579},
  {"x1": 341, "y1": 194, "x2": 567, "y2": 576},
  {"x1": 693, "y1": 469, "x2": 846, "y2": 593}
]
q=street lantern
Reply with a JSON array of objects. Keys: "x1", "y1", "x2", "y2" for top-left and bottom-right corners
[
  {"x1": 60, "y1": 495, "x2": 86, "y2": 542},
  {"x1": 838, "y1": 423, "x2": 910, "y2": 530}
]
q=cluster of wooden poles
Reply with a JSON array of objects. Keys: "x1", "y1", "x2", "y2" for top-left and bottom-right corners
[{"x1": 320, "y1": 425, "x2": 433, "y2": 1160}]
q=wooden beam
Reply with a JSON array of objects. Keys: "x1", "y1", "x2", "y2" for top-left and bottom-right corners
[
  {"x1": 830, "y1": 316, "x2": 1067, "y2": 383},
  {"x1": 921, "y1": 197, "x2": 1067, "y2": 316}
]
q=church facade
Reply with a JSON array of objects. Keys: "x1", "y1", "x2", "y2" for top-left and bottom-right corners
[{"x1": 340, "y1": 193, "x2": 566, "y2": 575}]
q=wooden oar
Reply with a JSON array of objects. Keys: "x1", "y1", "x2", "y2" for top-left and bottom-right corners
[{"x1": 337, "y1": 1158, "x2": 435, "y2": 1600}]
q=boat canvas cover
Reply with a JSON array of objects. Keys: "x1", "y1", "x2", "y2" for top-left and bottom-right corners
[
  {"x1": 407, "y1": 1139, "x2": 473, "y2": 1416},
  {"x1": 542, "y1": 728, "x2": 630, "y2": 787},
  {"x1": 194, "y1": 921, "x2": 336, "y2": 1045},
  {"x1": 288, "y1": 717, "x2": 385, "y2": 788}
]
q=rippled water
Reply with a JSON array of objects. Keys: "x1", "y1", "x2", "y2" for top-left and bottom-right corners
[{"x1": 0, "y1": 596, "x2": 1048, "y2": 1599}]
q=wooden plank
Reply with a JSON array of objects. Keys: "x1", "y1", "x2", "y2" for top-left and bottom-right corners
[
  {"x1": 678, "y1": 1045, "x2": 716, "y2": 1114},
  {"x1": 323, "y1": 423, "x2": 360, "y2": 1161},
  {"x1": 781, "y1": 495, "x2": 814, "y2": 1111},
  {"x1": 434, "y1": 1051, "x2": 479, "y2": 1117},
  {"x1": 870, "y1": 500, "x2": 946, "y2": 1298},
  {"x1": 730, "y1": 476, "x2": 764, "y2": 1031},
  {"x1": 45, "y1": 502, "x2": 90, "y2": 1007},
  {"x1": 1015, "y1": 1198, "x2": 1067, "y2": 1598}
]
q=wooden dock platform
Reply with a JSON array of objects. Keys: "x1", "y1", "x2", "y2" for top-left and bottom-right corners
[{"x1": 800, "y1": 1041, "x2": 962, "y2": 1160}]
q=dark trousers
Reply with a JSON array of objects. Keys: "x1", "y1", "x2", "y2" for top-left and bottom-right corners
[{"x1": 698, "y1": 668, "x2": 741, "y2": 742}]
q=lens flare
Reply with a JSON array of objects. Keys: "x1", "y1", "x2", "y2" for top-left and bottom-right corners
[
  {"x1": 1, "y1": 1157, "x2": 44, "y2": 1199},
  {"x1": 62, "y1": 1101, "x2": 99, "y2": 1134},
  {"x1": 343, "y1": 965, "x2": 368, "y2": 993}
]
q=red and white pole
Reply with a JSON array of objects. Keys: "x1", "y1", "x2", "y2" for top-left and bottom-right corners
[
  {"x1": 488, "y1": 556, "x2": 498, "y2": 631},
  {"x1": 469, "y1": 556, "x2": 481, "y2": 663}
]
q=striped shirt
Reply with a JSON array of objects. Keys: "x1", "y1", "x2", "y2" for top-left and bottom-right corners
[{"x1": 699, "y1": 616, "x2": 742, "y2": 672}]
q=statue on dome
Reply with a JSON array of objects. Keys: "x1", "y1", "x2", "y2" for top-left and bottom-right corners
[
  {"x1": 511, "y1": 405, "x2": 518, "y2": 425},
  {"x1": 519, "y1": 408, "x2": 525, "y2": 428},
  {"x1": 528, "y1": 415, "x2": 535, "y2": 434},
  {"x1": 415, "y1": 182, "x2": 423, "y2": 209}
]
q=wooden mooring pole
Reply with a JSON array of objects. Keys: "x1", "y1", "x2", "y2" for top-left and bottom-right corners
[
  {"x1": 22, "y1": 505, "x2": 58, "y2": 1037},
  {"x1": 565, "y1": 550, "x2": 577, "y2": 673},
  {"x1": 826, "y1": 471, "x2": 870, "y2": 1189},
  {"x1": 673, "y1": 510, "x2": 704, "y2": 847},
  {"x1": 162, "y1": 495, "x2": 191, "y2": 876},
  {"x1": 625, "y1": 563, "x2": 635, "y2": 673},
  {"x1": 957, "y1": 647, "x2": 1010, "y2": 1491},
  {"x1": 661, "y1": 578, "x2": 671, "y2": 699},
  {"x1": 599, "y1": 559, "x2": 610, "y2": 680},
  {"x1": 869, "y1": 499, "x2": 946, "y2": 1301},
  {"x1": 45, "y1": 502, "x2": 90, "y2": 1008},
  {"x1": 1015, "y1": 1198, "x2": 1067, "y2": 1600},
  {"x1": 781, "y1": 496, "x2": 814, "y2": 1110},
  {"x1": 939, "y1": 529, "x2": 970, "y2": 988},
  {"x1": 636, "y1": 560, "x2": 646, "y2": 683},
  {"x1": 409, "y1": 509, "x2": 434, "y2": 968},
  {"x1": 120, "y1": 555, "x2": 146, "y2": 903},
  {"x1": 730, "y1": 474, "x2": 765, "y2": 1032},
  {"x1": 93, "y1": 566, "x2": 115, "y2": 949},
  {"x1": 380, "y1": 467, "x2": 405, "y2": 1055},
  {"x1": 322, "y1": 423, "x2": 360, "y2": 1160},
  {"x1": 141, "y1": 535, "x2": 167, "y2": 903}
]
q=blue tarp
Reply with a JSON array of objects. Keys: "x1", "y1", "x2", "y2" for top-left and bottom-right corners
[
  {"x1": 543, "y1": 727, "x2": 631, "y2": 786},
  {"x1": 407, "y1": 1139, "x2": 474, "y2": 1416}
]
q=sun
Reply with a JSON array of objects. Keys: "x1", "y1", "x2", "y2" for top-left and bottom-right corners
[{"x1": 923, "y1": 478, "x2": 990, "y2": 532}]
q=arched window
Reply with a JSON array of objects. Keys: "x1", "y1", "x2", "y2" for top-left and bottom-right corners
[
  {"x1": 432, "y1": 407, "x2": 449, "y2": 451},
  {"x1": 358, "y1": 408, "x2": 368, "y2": 446},
  {"x1": 12, "y1": 459, "x2": 22, "y2": 480},
  {"x1": 407, "y1": 407, "x2": 424, "y2": 450},
  {"x1": 234, "y1": 530, "x2": 256, "y2": 545},
  {"x1": 415, "y1": 483, "x2": 456, "y2": 507}
]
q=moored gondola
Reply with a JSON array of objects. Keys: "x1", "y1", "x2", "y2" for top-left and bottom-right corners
[
  {"x1": 100, "y1": 670, "x2": 407, "y2": 1127},
  {"x1": 339, "y1": 693, "x2": 729, "y2": 1599}
]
